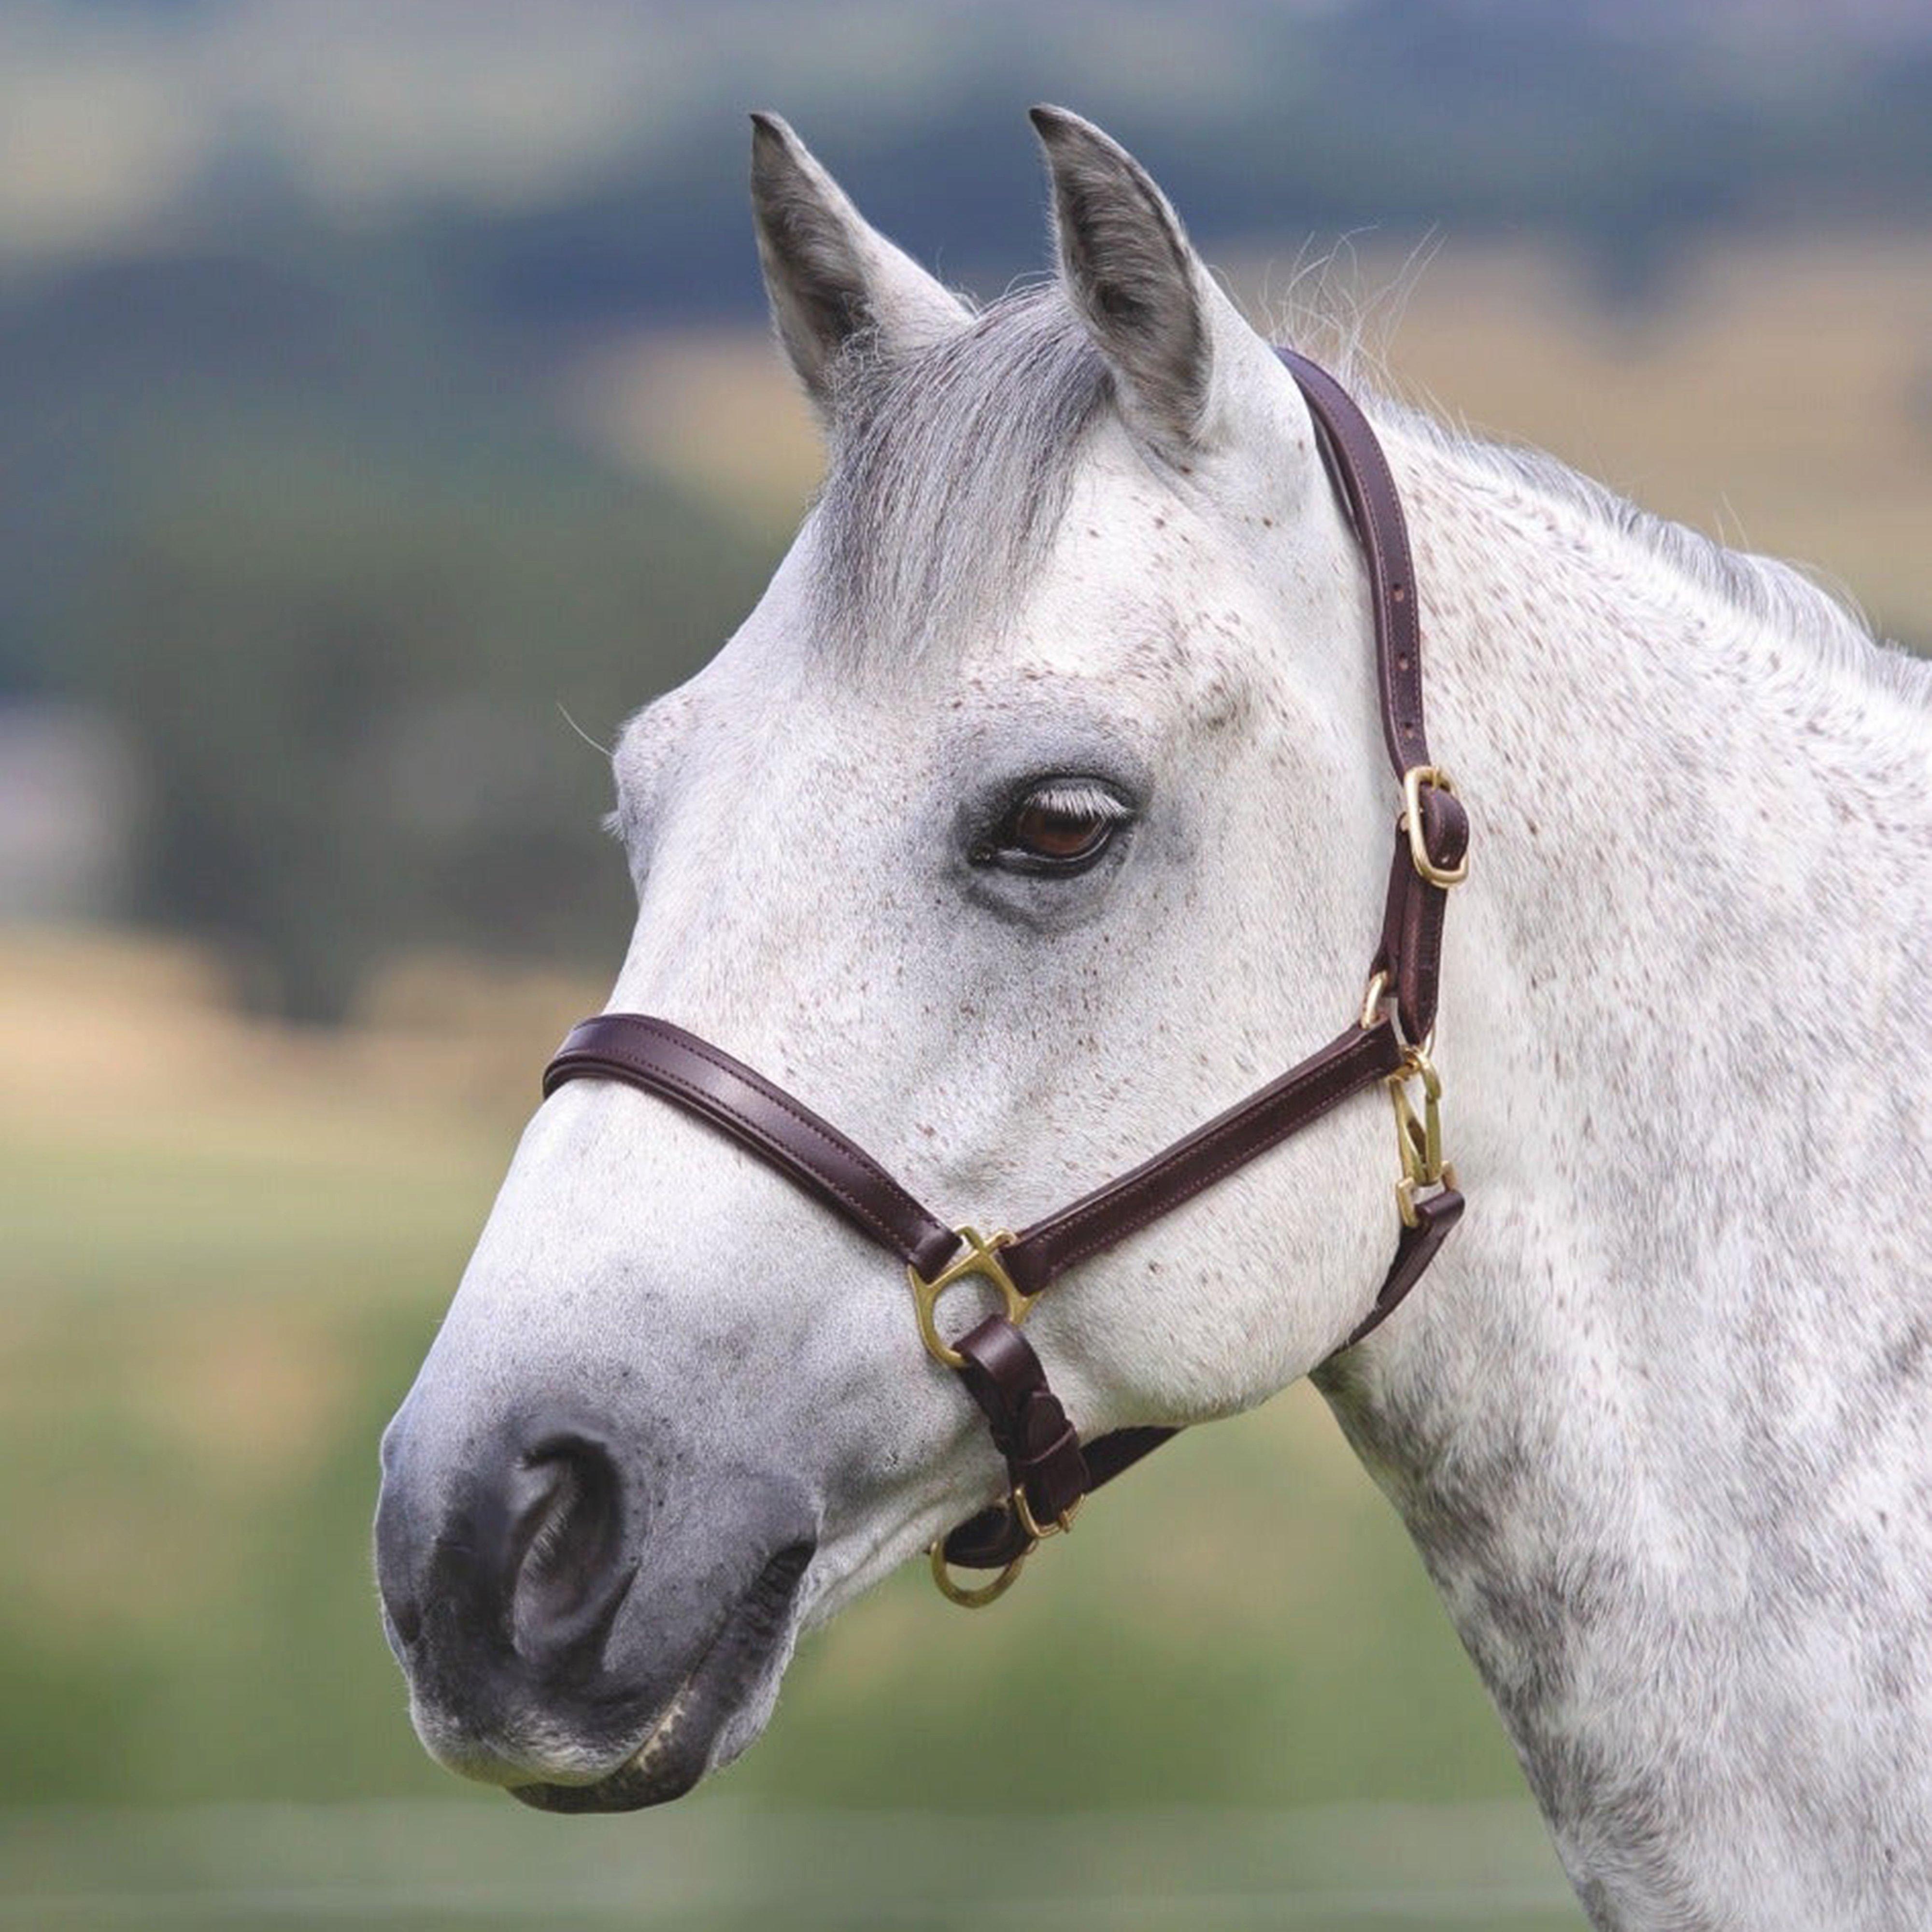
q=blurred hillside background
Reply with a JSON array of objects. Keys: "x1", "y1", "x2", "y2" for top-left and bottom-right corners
[{"x1": 3, "y1": 1, "x2": 1929, "y2": 1926}]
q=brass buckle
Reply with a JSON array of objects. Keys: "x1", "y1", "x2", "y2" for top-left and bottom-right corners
[
  {"x1": 1388, "y1": 1043, "x2": 1458, "y2": 1229},
  {"x1": 908, "y1": 1226, "x2": 1033, "y2": 1371},
  {"x1": 913, "y1": 1228, "x2": 1051, "y2": 1608},
  {"x1": 1013, "y1": 1485, "x2": 1082, "y2": 1543},
  {"x1": 1401, "y1": 765, "x2": 1468, "y2": 888}
]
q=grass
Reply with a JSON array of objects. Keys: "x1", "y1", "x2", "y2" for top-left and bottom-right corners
[
  {"x1": 0, "y1": 1799, "x2": 1586, "y2": 1929},
  {"x1": 0, "y1": 927, "x2": 1584, "y2": 1926}
]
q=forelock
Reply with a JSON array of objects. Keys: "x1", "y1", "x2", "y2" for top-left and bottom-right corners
[{"x1": 809, "y1": 286, "x2": 1112, "y2": 663}]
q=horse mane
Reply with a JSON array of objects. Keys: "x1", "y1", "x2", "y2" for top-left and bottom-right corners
[
  {"x1": 810, "y1": 285, "x2": 1109, "y2": 661},
  {"x1": 808, "y1": 275, "x2": 1930, "y2": 710},
  {"x1": 1368, "y1": 381, "x2": 1932, "y2": 712}
]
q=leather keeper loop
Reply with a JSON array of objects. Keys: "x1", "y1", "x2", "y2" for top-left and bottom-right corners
[{"x1": 953, "y1": 1317, "x2": 1091, "y2": 1530}]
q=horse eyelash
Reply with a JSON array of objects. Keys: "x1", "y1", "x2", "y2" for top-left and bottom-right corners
[{"x1": 1018, "y1": 781, "x2": 1133, "y2": 823}]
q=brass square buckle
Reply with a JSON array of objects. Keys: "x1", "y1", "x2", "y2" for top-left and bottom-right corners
[
  {"x1": 908, "y1": 1225, "x2": 1034, "y2": 1371},
  {"x1": 1401, "y1": 764, "x2": 1469, "y2": 888}
]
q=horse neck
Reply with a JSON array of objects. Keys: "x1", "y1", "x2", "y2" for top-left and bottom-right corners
[{"x1": 1312, "y1": 423, "x2": 1932, "y2": 1925}]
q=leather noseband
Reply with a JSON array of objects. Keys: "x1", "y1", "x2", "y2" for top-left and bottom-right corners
[{"x1": 543, "y1": 350, "x2": 1469, "y2": 1605}]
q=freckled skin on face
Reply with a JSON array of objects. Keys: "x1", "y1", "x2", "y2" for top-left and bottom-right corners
[{"x1": 380, "y1": 106, "x2": 1932, "y2": 1930}]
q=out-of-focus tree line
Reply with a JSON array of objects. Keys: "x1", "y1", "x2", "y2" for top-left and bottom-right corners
[
  {"x1": 4, "y1": 0, "x2": 1929, "y2": 1020},
  {"x1": 1, "y1": 199, "x2": 780, "y2": 1021}
]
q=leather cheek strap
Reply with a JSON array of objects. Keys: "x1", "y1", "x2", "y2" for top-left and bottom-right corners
[
  {"x1": 1375, "y1": 786, "x2": 1470, "y2": 1045},
  {"x1": 996, "y1": 1021, "x2": 1408, "y2": 1298}
]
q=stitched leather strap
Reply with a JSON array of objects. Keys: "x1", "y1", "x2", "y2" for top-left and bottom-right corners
[
  {"x1": 542, "y1": 1014, "x2": 961, "y2": 1281},
  {"x1": 543, "y1": 1014, "x2": 1409, "y2": 1305},
  {"x1": 1276, "y1": 347, "x2": 1429, "y2": 781},
  {"x1": 1281, "y1": 346, "x2": 1468, "y2": 1042},
  {"x1": 999, "y1": 1021, "x2": 1407, "y2": 1297}
]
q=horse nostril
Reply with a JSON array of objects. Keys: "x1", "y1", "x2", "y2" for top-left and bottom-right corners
[
  {"x1": 383, "y1": 1580, "x2": 424, "y2": 1651},
  {"x1": 373, "y1": 1462, "x2": 426, "y2": 1652},
  {"x1": 508, "y1": 1436, "x2": 631, "y2": 1662}
]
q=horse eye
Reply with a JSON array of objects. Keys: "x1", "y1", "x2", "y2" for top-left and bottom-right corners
[
  {"x1": 1012, "y1": 798, "x2": 1111, "y2": 860},
  {"x1": 980, "y1": 782, "x2": 1130, "y2": 874}
]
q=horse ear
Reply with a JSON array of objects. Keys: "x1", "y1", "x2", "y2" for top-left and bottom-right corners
[
  {"x1": 749, "y1": 113, "x2": 970, "y2": 420},
  {"x1": 1030, "y1": 105, "x2": 1274, "y2": 460}
]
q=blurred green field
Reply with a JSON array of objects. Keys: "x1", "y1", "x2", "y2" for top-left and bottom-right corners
[
  {"x1": 0, "y1": 930, "x2": 1583, "y2": 1927},
  {"x1": 0, "y1": 1801, "x2": 1583, "y2": 1929}
]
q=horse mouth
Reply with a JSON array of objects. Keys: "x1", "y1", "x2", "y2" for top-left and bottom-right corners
[{"x1": 510, "y1": 1539, "x2": 813, "y2": 1814}]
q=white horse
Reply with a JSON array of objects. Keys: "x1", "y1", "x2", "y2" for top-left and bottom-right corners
[{"x1": 375, "y1": 108, "x2": 1932, "y2": 1930}]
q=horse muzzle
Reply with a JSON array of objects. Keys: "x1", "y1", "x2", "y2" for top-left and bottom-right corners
[{"x1": 374, "y1": 1396, "x2": 815, "y2": 1808}]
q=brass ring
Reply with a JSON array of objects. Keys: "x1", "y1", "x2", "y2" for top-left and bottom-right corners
[
  {"x1": 929, "y1": 1539, "x2": 1030, "y2": 1608},
  {"x1": 908, "y1": 1227, "x2": 1032, "y2": 1372},
  {"x1": 1358, "y1": 968, "x2": 1392, "y2": 1032}
]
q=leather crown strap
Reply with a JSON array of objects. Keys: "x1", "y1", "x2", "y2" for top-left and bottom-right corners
[{"x1": 542, "y1": 349, "x2": 1469, "y2": 1607}]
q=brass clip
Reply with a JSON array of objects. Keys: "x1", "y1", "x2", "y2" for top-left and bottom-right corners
[
  {"x1": 1388, "y1": 1044, "x2": 1458, "y2": 1228},
  {"x1": 1359, "y1": 967, "x2": 1392, "y2": 1032},
  {"x1": 929, "y1": 1481, "x2": 1081, "y2": 1609}
]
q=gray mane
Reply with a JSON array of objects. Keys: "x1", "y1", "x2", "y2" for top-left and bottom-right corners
[
  {"x1": 1377, "y1": 387, "x2": 1932, "y2": 706},
  {"x1": 810, "y1": 286, "x2": 1110, "y2": 660},
  {"x1": 809, "y1": 282, "x2": 1927, "y2": 707}
]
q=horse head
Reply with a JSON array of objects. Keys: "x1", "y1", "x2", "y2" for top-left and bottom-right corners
[{"x1": 375, "y1": 108, "x2": 1410, "y2": 1812}]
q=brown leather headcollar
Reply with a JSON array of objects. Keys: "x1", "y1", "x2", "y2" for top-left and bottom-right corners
[{"x1": 543, "y1": 349, "x2": 1469, "y2": 1605}]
